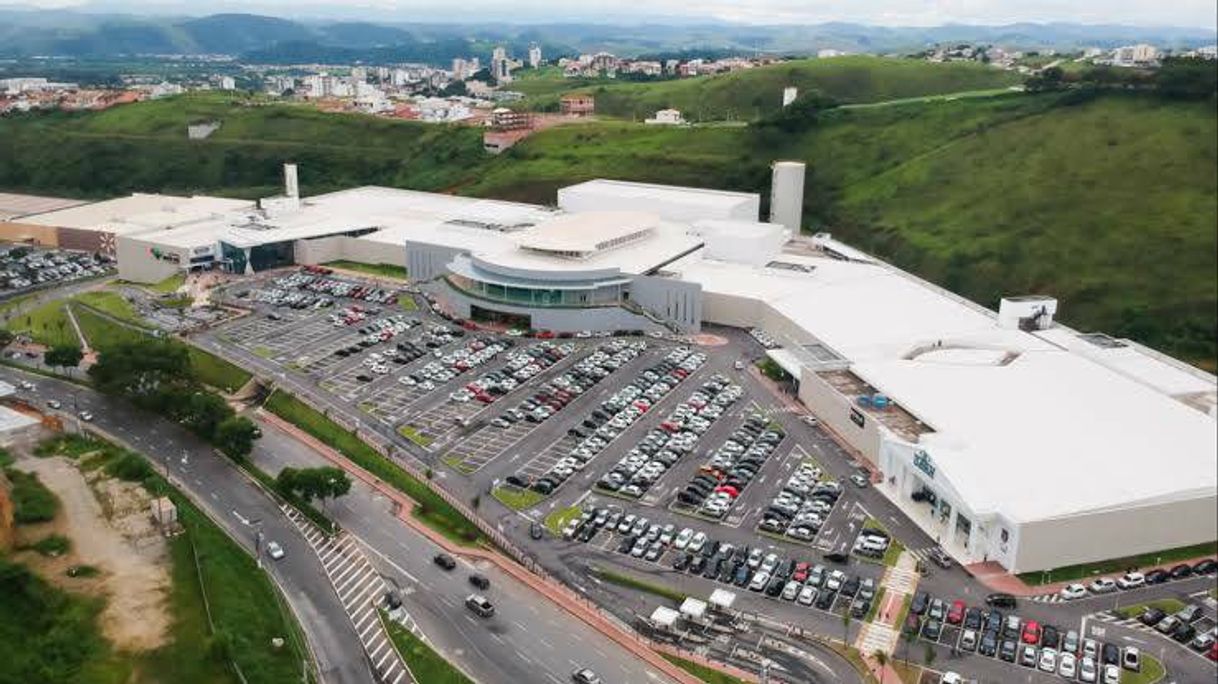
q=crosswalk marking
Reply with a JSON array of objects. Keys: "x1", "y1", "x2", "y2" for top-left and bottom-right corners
[{"x1": 282, "y1": 505, "x2": 413, "y2": 684}]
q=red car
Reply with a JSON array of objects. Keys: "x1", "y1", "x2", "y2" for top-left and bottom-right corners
[
  {"x1": 1021, "y1": 620, "x2": 1041, "y2": 645},
  {"x1": 946, "y1": 600, "x2": 965, "y2": 625},
  {"x1": 792, "y1": 562, "x2": 811, "y2": 583}
]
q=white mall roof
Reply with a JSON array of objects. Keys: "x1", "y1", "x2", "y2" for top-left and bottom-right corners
[
  {"x1": 670, "y1": 240, "x2": 1218, "y2": 525},
  {"x1": 517, "y1": 211, "x2": 656, "y2": 255},
  {"x1": 0, "y1": 192, "x2": 89, "y2": 221},
  {"x1": 21, "y1": 193, "x2": 253, "y2": 234},
  {"x1": 558, "y1": 179, "x2": 760, "y2": 223}
]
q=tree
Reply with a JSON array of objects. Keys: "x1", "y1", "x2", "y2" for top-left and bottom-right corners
[
  {"x1": 277, "y1": 466, "x2": 351, "y2": 507},
  {"x1": 873, "y1": 649, "x2": 888, "y2": 684},
  {"x1": 215, "y1": 416, "x2": 258, "y2": 461},
  {"x1": 88, "y1": 339, "x2": 195, "y2": 401},
  {"x1": 44, "y1": 344, "x2": 83, "y2": 375},
  {"x1": 0, "y1": 329, "x2": 15, "y2": 348},
  {"x1": 842, "y1": 609, "x2": 852, "y2": 645}
]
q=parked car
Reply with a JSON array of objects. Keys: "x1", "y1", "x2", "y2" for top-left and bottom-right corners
[{"x1": 1059, "y1": 583, "x2": 1087, "y2": 600}]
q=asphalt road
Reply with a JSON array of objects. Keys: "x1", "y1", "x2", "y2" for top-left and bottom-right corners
[
  {"x1": 0, "y1": 367, "x2": 376, "y2": 684},
  {"x1": 251, "y1": 414, "x2": 679, "y2": 684}
]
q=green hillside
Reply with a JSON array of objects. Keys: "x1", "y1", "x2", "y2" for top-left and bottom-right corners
[
  {"x1": 522, "y1": 56, "x2": 1022, "y2": 120},
  {"x1": 0, "y1": 93, "x2": 483, "y2": 199},
  {"x1": 0, "y1": 89, "x2": 1212, "y2": 367}
]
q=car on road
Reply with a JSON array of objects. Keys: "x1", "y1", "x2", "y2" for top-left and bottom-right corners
[
  {"x1": 571, "y1": 668, "x2": 602, "y2": 684},
  {"x1": 928, "y1": 547, "x2": 953, "y2": 569},
  {"x1": 465, "y1": 594, "x2": 495, "y2": 618},
  {"x1": 985, "y1": 592, "x2": 1017, "y2": 609},
  {"x1": 434, "y1": 553, "x2": 457, "y2": 570},
  {"x1": 849, "y1": 472, "x2": 869, "y2": 488},
  {"x1": 78, "y1": 410, "x2": 94, "y2": 422},
  {"x1": 1139, "y1": 607, "x2": 1166, "y2": 626},
  {"x1": 266, "y1": 541, "x2": 285, "y2": 560},
  {"x1": 469, "y1": 574, "x2": 490, "y2": 590},
  {"x1": 47, "y1": 399, "x2": 61, "y2": 409},
  {"x1": 1116, "y1": 571, "x2": 1145, "y2": 589},
  {"x1": 1059, "y1": 583, "x2": 1087, "y2": 600}
]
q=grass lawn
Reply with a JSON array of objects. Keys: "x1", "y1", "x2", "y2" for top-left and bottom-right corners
[
  {"x1": 589, "y1": 566, "x2": 687, "y2": 603},
  {"x1": 543, "y1": 504, "x2": 582, "y2": 536},
  {"x1": 73, "y1": 306, "x2": 152, "y2": 350},
  {"x1": 1115, "y1": 598, "x2": 1187, "y2": 620},
  {"x1": 148, "y1": 273, "x2": 186, "y2": 294},
  {"x1": 891, "y1": 661, "x2": 923, "y2": 684},
  {"x1": 396, "y1": 424, "x2": 433, "y2": 447},
  {"x1": 187, "y1": 346, "x2": 253, "y2": 393},
  {"x1": 490, "y1": 485, "x2": 544, "y2": 511},
  {"x1": 383, "y1": 612, "x2": 473, "y2": 684},
  {"x1": 72, "y1": 290, "x2": 148, "y2": 327},
  {"x1": 660, "y1": 654, "x2": 749, "y2": 684},
  {"x1": 1121, "y1": 653, "x2": 1165, "y2": 684},
  {"x1": 6, "y1": 299, "x2": 77, "y2": 347},
  {"x1": 4, "y1": 467, "x2": 59, "y2": 523},
  {"x1": 397, "y1": 294, "x2": 417, "y2": 311},
  {"x1": 264, "y1": 390, "x2": 482, "y2": 545},
  {"x1": 324, "y1": 260, "x2": 409, "y2": 281},
  {"x1": 1017, "y1": 541, "x2": 1218, "y2": 585}
]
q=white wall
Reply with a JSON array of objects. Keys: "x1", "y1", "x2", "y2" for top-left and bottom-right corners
[
  {"x1": 116, "y1": 235, "x2": 186, "y2": 283},
  {"x1": 798, "y1": 367, "x2": 883, "y2": 464}
]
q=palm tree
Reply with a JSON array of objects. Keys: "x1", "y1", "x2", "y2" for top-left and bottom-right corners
[
  {"x1": 842, "y1": 610, "x2": 852, "y2": 646},
  {"x1": 873, "y1": 649, "x2": 889, "y2": 684}
]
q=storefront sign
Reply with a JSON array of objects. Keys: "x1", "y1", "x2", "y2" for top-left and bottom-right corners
[
  {"x1": 849, "y1": 407, "x2": 865, "y2": 428},
  {"x1": 914, "y1": 449, "x2": 936, "y2": 479},
  {"x1": 149, "y1": 247, "x2": 180, "y2": 263}
]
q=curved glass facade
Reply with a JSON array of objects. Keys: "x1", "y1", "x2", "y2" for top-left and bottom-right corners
[{"x1": 446, "y1": 273, "x2": 627, "y2": 308}]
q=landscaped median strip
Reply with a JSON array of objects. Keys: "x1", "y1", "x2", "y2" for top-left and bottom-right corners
[{"x1": 257, "y1": 400, "x2": 713, "y2": 684}]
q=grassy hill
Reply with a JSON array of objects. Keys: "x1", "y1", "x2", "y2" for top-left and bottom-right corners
[
  {"x1": 520, "y1": 56, "x2": 1022, "y2": 120},
  {"x1": 0, "y1": 89, "x2": 1212, "y2": 367},
  {"x1": 0, "y1": 93, "x2": 483, "y2": 199}
]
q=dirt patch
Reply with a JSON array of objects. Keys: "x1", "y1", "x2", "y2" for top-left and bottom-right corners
[{"x1": 15, "y1": 455, "x2": 172, "y2": 652}]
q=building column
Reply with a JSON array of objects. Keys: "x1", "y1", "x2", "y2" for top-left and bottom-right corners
[{"x1": 243, "y1": 248, "x2": 254, "y2": 275}]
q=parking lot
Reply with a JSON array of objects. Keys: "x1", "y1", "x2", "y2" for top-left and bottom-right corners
[{"x1": 0, "y1": 245, "x2": 109, "y2": 295}]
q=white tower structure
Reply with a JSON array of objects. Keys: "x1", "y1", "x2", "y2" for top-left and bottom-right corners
[
  {"x1": 769, "y1": 161, "x2": 806, "y2": 233},
  {"x1": 782, "y1": 86, "x2": 798, "y2": 107},
  {"x1": 284, "y1": 163, "x2": 299, "y2": 200}
]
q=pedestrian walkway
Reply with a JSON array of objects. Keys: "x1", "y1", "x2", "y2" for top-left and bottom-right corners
[
  {"x1": 854, "y1": 550, "x2": 921, "y2": 682},
  {"x1": 283, "y1": 505, "x2": 414, "y2": 684}
]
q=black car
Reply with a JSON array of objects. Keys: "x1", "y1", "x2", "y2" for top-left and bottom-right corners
[
  {"x1": 469, "y1": 574, "x2": 490, "y2": 590},
  {"x1": 1170, "y1": 563, "x2": 1194, "y2": 579},
  {"x1": 672, "y1": 552, "x2": 692, "y2": 571},
  {"x1": 529, "y1": 522, "x2": 544, "y2": 540},
  {"x1": 433, "y1": 554, "x2": 456, "y2": 570},
  {"x1": 1194, "y1": 558, "x2": 1218, "y2": 575},
  {"x1": 617, "y1": 536, "x2": 636, "y2": 554},
  {"x1": 815, "y1": 590, "x2": 837, "y2": 610},
  {"x1": 978, "y1": 631, "x2": 998, "y2": 657},
  {"x1": 702, "y1": 558, "x2": 723, "y2": 580},
  {"x1": 1144, "y1": 569, "x2": 1170, "y2": 584},
  {"x1": 911, "y1": 591, "x2": 930, "y2": 615},
  {"x1": 1101, "y1": 643, "x2": 1121, "y2": 665},
  {"x1": 922, "y1": 619, "x2": 943, "y2": 640},
  {"x1": 1041, "y1": 625, "x2": 1060, "y2": 649},
  {"x1": 1139, "y1": 608, "x2": 1166, "y2": 626},
  {"x1": 999, "y1": 639, "x2": 1018, "y2": 662},
  {"x1": 851, "y1": 599, "x2": 870, "y2": 619},
  {"x1": 840, "y1": 576, "x2": 861, "y2": 597},
  {"x1": 689, "y1": 556, "x2": 707, "y2": 575},
  {"x1": 765, "y1": 576, "x2": 785, "y2": 597},
  {"x1": 984, "y1": 609, "x2": 1003, "y2": 634},
  {"x1": 825, "y1": 551, "x2": 850, "y2": 564},
  {"x1": 733, "y1": 565, "x2": 751, "y2": 586},
  {"x1": 963, "y1": 608, "x2": 984, "y2": 631},
  {"x1": 1171, "y1": 623, "x2": 1197, "y2": 643},
  {"x1": 985, "y1": 593, "x2": 1017, "y2": 609}
]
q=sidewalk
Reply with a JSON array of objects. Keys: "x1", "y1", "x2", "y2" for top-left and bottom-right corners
[
  {"x1": 856, "y1": 551, "x2": 921, "y2": 683},
  {"x1": 257, "y1": 409, "x2": 741, "y2": 684}
]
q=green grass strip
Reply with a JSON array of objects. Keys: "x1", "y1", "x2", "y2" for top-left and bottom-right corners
[
  {"x1": 1017, "y1": 542, "x2": 1218, "y2": 585},
  {"x1": 323, "y1": 260, "x2": 409, "y2": 281},
  {"x1": 490, "y1": 485, "x2": 544, "y2": 511},
  {"x1": 382, "y1": 611, "x2": 473, "y2": 684},
  {"x1": 660, "y1": 653, "x2": 749, "y2": 684},
  {"x1": 589, "y1": 567, "x2": 687, "y2": 603}
]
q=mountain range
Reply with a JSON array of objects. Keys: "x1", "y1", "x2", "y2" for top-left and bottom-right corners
[{"x1": 0, "y1": 8, "x2": 1213, "y2": 64}]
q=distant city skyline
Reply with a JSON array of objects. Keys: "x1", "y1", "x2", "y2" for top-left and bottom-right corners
[{"x1": 9, "y1": 0, "x2": 1218, "y2": 30}]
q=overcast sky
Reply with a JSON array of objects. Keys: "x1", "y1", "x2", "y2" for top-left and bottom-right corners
[{"x1": 15, "y1": 0, "x2": 1218, "y2": 29}]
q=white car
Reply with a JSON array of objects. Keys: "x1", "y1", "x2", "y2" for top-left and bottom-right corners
[
  {"x1": 797, "y1": 585, "x2": 817, "y2": 606},
  {"x1": 267, "y1": 541, "x2": 285, "y2": 560},
  {"x1": 1038, "y1": 648, "x2": 1058, "y2": 673},
  {"x1": 1059, "y1": 652, "x2": 1077, "y2": 679},
  {"x1": 1102, "y1": 664, "x2": 1121, "y2": 684},
  {"x1": 1078, "y1": 656, "x2": 1098, "y2": 683},
  {"x1": 1059, "y1": 583, "x2": 1088, "y2": 600},
  {"x1": 1088, "y1": 577, "x2": 1117, "y2": 594},
  {"x1": 1116, "y1": 572, "x2": 1145, "y2": 590},
  {"x1": 687, "y1": 531, "x2": 707, "y2": 553}
]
